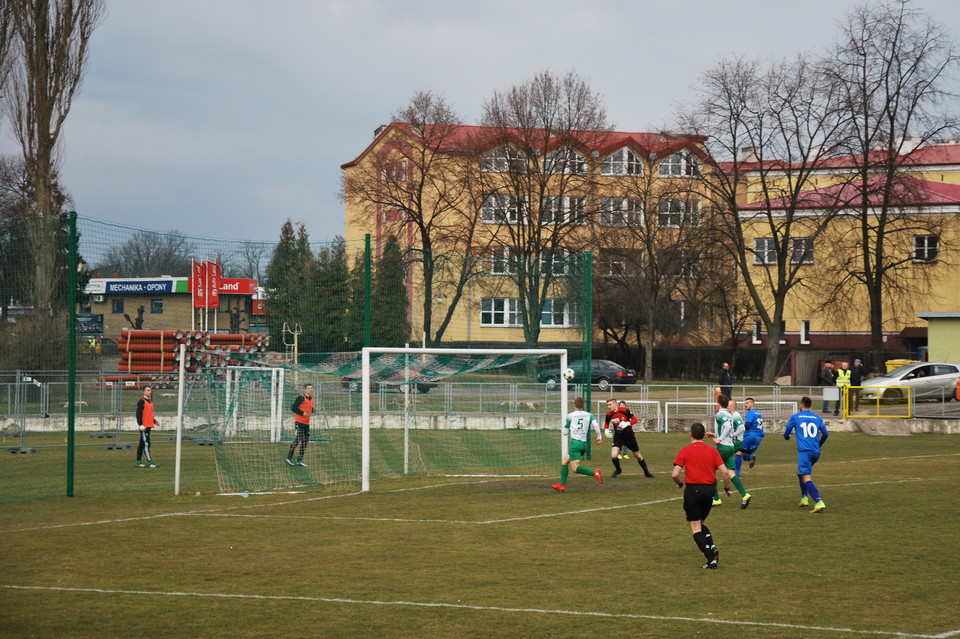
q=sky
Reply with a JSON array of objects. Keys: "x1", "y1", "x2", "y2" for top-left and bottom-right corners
[{"x1": 2, "y1": 0, "x2": 959, "y2": 244}]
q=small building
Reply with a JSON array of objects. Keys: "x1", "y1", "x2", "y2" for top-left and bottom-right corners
[
  {"x1": 82, "y1": 276, "x2": 264, "y2": 338},
  {"x1": 916, "y1": 312, "x2": 960, "y2": 363}
]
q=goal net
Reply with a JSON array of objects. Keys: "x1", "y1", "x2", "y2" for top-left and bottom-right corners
[
  {"x1": 204, "y1": 348, "x2": 571, "y2": 494},
  {"x1": 663, "y1": 401, "x2": 797, "y2": 433}
]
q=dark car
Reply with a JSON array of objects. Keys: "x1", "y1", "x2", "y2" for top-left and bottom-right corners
[
  {"x1": 341, "y1": 377, "x2": 436, "y2": 394},
  {"x1": 537, "y1": 359, "x2": 637, "y2": 392}
]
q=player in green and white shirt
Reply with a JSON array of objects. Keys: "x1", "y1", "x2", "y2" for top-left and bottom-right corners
[
  {"x1": 728, "y1": 399, "x2": 747, "y2": 475},
  {"x1": 708, "y1": 395, "x2": 752, "y2": 508},
  {"x1": 552, "y1": 397, "x2": 604, "y2": 492}
]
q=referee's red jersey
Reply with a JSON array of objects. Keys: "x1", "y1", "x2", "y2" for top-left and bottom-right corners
[{"x1": 673, "y1": 441, "x2": 723, "y2": 485}]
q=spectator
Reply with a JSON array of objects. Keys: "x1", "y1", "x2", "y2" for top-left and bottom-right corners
[
  {"x1": 718, "y1": 362, "x2": 733, "y2": 401},
  {"x1": 849, "y1": 359, "x2": 865, "y2": 411},
  {"x1": 820, "y1": 360, "x2": 836, "y2": 413}
]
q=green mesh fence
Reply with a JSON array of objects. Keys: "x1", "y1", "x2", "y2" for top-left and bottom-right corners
[{"x1": 0, "y1": 215, "x2": 590, "y2": 501}]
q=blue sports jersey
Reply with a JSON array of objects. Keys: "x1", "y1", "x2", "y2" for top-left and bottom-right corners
[
  {"x1": 744, "y1": 408, "x2": 765, "y2": 435},
  {"x1": 784, "y1": 410, "x2": 829, "y2": 453}
]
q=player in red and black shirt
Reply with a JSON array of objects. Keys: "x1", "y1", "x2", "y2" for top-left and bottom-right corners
[
  {"x1": 285, "y1": 383, "x2": 317, "y2": 467},
  {"x1": 672, "y1": 422, "x2": 735, "y2": 569},
  {"x1": 604, "y1": 398, "x2": 655, "y2": 479}
]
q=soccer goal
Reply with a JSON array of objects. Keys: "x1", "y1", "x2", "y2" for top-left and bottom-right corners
[
  {"x1": 358, "y1": 347, "x2": 571, "y2": 491},
  {"x1": 663, "y1": 401, "x2": 797, "y2": 433},
  {"x1": 595, "y1": 399, "x2": 663, "y2": 432}
]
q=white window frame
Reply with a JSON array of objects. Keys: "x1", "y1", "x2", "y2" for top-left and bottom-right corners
[
  {"x1": 541, "y1": 299, "x2": 580, "y2": 328},
  {"x1": 481, "y1": 146, "x2": 525, "y2": 173},
  {"x1": 752, "y1": 320, "x2": 762, "y2": 345},
  {"x1": 600, "y1": 147, "x2": 644, "y2": 176},
  {"x1": 800, "y1": 320, "x2": 811, "y2": 345},
  {"x1": 600, "y1": 197, "x2": 644, "y2": 226},
  {"x1": 544, "y1": 147, "x2": 586, "y2": 175},
  {"x1": 753, "y1": 237, "x2": 777, "y2": 265},
  {"x1": 542, "y1": 248, "x2": 572, "y2": 276},
  {"x1": 913, "y1": 235, "x2": 939, "y2": 262},
  {"x1": 489, "y1": 246, "x2": 517, "y2": 275},
  {"x1": 482, "y1": 193, "x2": 524, "y2": 224},
  {"x1": 658, "y1": 152, "x2": 700, "y2": 177},
  {"x1": 657, "y1": 198, "x2": 700, "y2": 227},
  {"x1": 480, "y1": 297, "x2": 521, "y2": 327},
  {"x1": 382, "y1": 159, "x2": 407, "y2": 183},
  {"x1": 541, "y1": 196, "x2": 586, "y2": 225},
  {"x1": 790, "y1": 237, "x2": 814, "y2": 264}
]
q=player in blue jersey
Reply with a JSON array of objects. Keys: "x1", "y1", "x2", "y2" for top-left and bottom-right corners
[
  {"x1": 740, "y1": 397, "x2": 765, "y2": 470},
  {"x1": 783, "y1": 396, "x2": 829, "y2": 513}
]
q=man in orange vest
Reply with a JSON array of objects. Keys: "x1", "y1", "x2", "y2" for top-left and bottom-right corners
[
  {"x1": 285, "y1": 383, "x2": 317, "y2": 467},
  {"x1": 135, "y1": 386, "x2": 159, "y2": 468}
]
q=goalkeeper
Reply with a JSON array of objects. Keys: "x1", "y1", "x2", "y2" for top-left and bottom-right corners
[
  {"x1": 284, "y1": 383, "x2": 317, "y2": 467},
  {"x1": 552, "y1": 397, "x2": 603, "y2": 492},
  {"x1": 604, "y1": 398, "x2": 655, "y2": 479}
]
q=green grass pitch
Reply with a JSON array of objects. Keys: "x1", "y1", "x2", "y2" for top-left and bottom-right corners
[{"x1": 1, "y1": 431, "x2": 958, "y2": 638}]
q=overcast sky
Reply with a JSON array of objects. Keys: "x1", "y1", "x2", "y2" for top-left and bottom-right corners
[{"x1": 2, "y1": 0, "x2": 958, "y2": 244}]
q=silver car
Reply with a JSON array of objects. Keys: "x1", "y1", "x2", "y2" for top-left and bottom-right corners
[{"x1": 858, "y1": 362, "x2": 960, "y2": 403}]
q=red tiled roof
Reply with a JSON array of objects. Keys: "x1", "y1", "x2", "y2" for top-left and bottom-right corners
[
  {"x1": 719, "y1": 144, "x2": 960, "y2": 173},
  {"x1": 739, "y1": 175, "x2": 960, "y2": 211},
  {"x1": 341, "y1": 122, "x2": 708, "y2": 169}
]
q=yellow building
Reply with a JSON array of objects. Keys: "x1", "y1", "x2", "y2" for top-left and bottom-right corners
[
  {"x1": 341, "y1": 123, "x2": 721, "y2": 347},
  {"x1": 735, "y1": 140, "x2": 960, "y2": 354}
]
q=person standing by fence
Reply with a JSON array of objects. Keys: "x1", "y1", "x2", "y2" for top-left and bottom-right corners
[
  {"x1": 135, "y1": 386, "x2": 159, "y2": 468},
  {"x1": 834, "y1": 361, "x2": 851, "y2": 416}
]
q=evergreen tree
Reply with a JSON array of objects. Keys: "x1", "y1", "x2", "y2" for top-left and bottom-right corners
[
  {"x1": 312, "y1": 237, "x2": 352, "y2": 351},
  {"x1": 372, "y1": 238, "x2": 410, "y2": 347},
  {"x1": 264, "y1": 221, "x2": 312, "y2": 355}
]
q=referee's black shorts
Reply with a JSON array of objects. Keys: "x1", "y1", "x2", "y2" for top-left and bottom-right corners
[{"x1": 683, "y1": 483, "x2": 716, "y2": 522}]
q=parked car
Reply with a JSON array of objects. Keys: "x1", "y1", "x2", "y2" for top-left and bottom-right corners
[
  {"x1": 341, "y1": 377, "x2": 436, "y2": 394},
  {"x1": 858, "y1": 362, "x2": 960, "y2": 403},
  {"x1": 537, "y1": 359, "x2": 637, "y2": 392}
]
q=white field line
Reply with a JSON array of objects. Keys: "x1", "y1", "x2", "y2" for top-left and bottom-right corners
[
  {"x1": 0, "y1": 476, "x2": 939, "y2": 533},
  {"x1": 1, "y1": 584, "x2": 956, "y2": 638}
]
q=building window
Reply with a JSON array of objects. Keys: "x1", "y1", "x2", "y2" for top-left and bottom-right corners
[
  {"x1": 150, "y1": 299, "x2": 163, "y2": 314},
  {"x1": 658, "y1": 152, "x2": 700, "y2": 177},
  {"x1": 913, "y1": 235, "x2": 939, "y2": 262},
  {"x1": 800, "y1": 320, "x2": 811, "y2": 345},
  {"x1": 112, "y1": 299, "x2": 124, "y2": 314},
  {"x1": 382, "y1": 160, "x2": 407, "y2": 183},
  {"x1": 779, "y1": 320, "x2": 787, "y2": 345},
  {"x1": 657, "y1": 198, "x2": 700, "y2": 227},
  {"x1": 542, "y1": 248, "x2": 573, "y2": 276},
  {"x1": 481, "y1": 146, "x2": 525, "y2": 173},
  {"x1": 541, "y1": 299, "x2": 580, "y2": 327},
  {"x1": 752, "y1": 320, "x2": 762, "y2": 345},
  {"x1": 600, "y1": 197, "x2": 643, "y2": 226},
  {"x1": 753, "y1": 238, "x2": 777, "y2": 265},
  {"x1": 541, "y1": 196, "x2": 586, "y2": 225},
  {"x1": 599, "y1": 258, "x2": 625, "y2": 277},
  {"x1": 544, "y1": 147, "x2": 586, "y2": 174},
  {"x1": 600, "y1": 147, "x2": 644, "y2": 176},
  {"x1": 480, "y1": 297, "x2": 520, "y2": 326},
  {"x1": 489, "y1": 246, "x2": 517, "y2": 275},
  {"x1": 482, "y1": 193, "x2": 524, "y2": 224},
  {"x1": 791, "y1": 237, "x2": 814, "y2": 264}
]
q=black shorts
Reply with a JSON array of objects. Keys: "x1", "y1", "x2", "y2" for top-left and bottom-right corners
[
  {"x1": 612, "y1": 431, "x2": 639, "y2": 452},
  {"x1": 683, "y1": 483, "x2": 716, "y2": 522}
]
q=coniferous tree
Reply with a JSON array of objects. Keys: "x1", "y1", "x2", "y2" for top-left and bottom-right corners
[
  {"x1": 312, "y1": 237, "x2": 352, "y2": 351},
  {"x1": 372, "y1": 238, "x2": 410, "y2": 347},
  {"x1": 264, "y1": 221, "x2": 313, "y2": 355}
]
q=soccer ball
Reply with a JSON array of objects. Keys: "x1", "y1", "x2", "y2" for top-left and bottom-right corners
[{"x1": 563, "y1": 367, "x2": 576, "y2": 381}]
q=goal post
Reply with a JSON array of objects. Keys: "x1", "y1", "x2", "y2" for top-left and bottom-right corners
[
  {"x1": 360, "y1": 346, "x2": 569, "y2": 492},
  {"x1": 664, "y1": 401, "x2": 798, "y2": 433},
  {"x1": 595, "y1": 399, "x2": 663, "y2": 432}
]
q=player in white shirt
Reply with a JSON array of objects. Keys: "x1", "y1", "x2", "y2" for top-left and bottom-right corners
[{"x1": 552, "y1": 397, "x2": 604, "y2": 492}]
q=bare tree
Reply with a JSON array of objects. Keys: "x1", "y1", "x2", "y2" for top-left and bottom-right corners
[
  {"x1": 680, "y1": 55, "x2": 851, "y2": 382},
  {"x1": 4, "y1": 0, "x2": 105, "y2": 313},
  {"x1": 0, "y1": 1, "x2": 14, "y2": 93},
  {"x1": 475, "y1": 70, "x2": 610, "y2": 346},
  {"x1": 593, "y1": 143, "x2": 726, "y2": 381},
  {"x1": 342, "y1": 91, "x2": 490, "y2": 345},
  {"x1": 99, "y1": 230, "x2": 195, "y2": 278},
  {"x1": 821, "y1": 0, "x2": 960, "y2": 349},
  {"x1": 235, "y1": 241, "x2": 269, "y2": 281}
]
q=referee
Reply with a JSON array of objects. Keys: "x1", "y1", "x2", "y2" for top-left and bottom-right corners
[{"x1": 672, "y1": 422, "x2": 735, "y2": 569}]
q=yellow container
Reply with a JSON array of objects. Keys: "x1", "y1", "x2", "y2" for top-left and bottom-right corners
[{"x1": 884, "y1": 359, "x2": 919, "y2": 372}]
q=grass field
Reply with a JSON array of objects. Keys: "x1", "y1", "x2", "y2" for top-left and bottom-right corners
[{"x1": 2, "y1": 431, "x2": 959, "y2": 638}]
